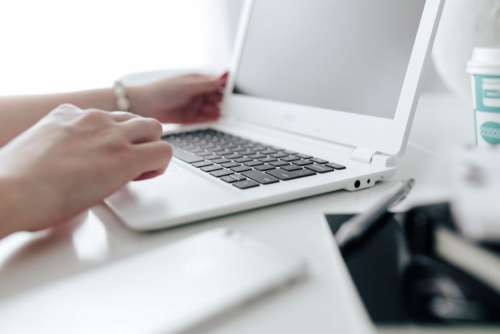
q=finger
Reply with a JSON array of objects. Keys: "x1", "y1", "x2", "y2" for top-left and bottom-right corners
[
  {"x1": 219, "y1": 72, "x2": 229, "y2": 85},
  {"x1": 195, "y1": 94, "x2": 222, "y2": 112},
  {"x1": 134, "y1": 169, "x2": 165, "y2": 182},
  {"x1": 131, "y1": 141, "x2": 172, "y2": 179},
  {"x1": 56, "y1": 103, "x2": 83, "y2": 114},
  {"x1": 191, "y1": 96, "x2": 205, "y2": 110},
  {"x1": 193, "y1": 114, "x2": 221, "y2": 124},
  {"x1": 200, "y1": 105, "x2": 219, "y2": 115},
  {"x1": 110, "y1": 111, "x2": 140, "y2": 122},
  {"x1": 120, "y1": 117, "x2": 163, "y2": 144},
  {"x1": 206, "y1": 92, "x2": 223, "y2": 104},
  {"x1": 190, "y1": 78, "x2": 225, "y2": 96},
  {"x1": 51, "y1": 104, "x2": 84, "y2": 120},
  {"x1": 200, "y1": 92, "x2": 223, "y2": 105},
  {"x1": 194, "y1": 107, "x2": 221, "y2": 122},
  {"x1": 180, "y1": 97, "x2": 204, "y2": 121},
  {"x1": 219, "y1": 72, "x2": 229, "y2": 92}
]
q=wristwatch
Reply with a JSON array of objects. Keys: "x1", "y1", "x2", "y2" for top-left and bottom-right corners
[{"x1": 113, "y1": 80, "x2": 131, "y2": 112}]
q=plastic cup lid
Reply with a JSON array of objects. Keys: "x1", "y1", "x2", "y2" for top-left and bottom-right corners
[{"x1": 467, "y1": 47, "x2": 500, "y2": 75}]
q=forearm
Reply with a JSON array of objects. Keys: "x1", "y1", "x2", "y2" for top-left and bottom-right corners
[
  {"x1": 0, "y1": 88, "x2": 117, "y2": 146},
  {"x1": 0, "y1": 175, "x2": 26, "y2": 238},
  {"x1": 0, "y1": 159, "x2": 71, "y2": 239}
]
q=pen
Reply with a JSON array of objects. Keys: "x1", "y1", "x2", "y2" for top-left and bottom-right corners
[{"x1": 335, "y1": 179, "x2": 415, "y2": 253}]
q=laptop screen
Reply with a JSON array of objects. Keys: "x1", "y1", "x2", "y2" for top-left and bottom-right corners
[{"x1": 233, "y1": 0, "x2": 426, "y2": 119}]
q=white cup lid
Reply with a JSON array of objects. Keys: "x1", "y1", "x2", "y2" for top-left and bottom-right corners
[{"x1": 467, "y1": 47, "x2": 500, "y2": 75}]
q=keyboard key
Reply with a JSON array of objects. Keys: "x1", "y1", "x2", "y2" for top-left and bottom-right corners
[
  {"x1": 260, "y1": 157, "x2": 277, "y2": 163},
  {"x1": 221, "y1": 175, "x2": 239, "y2": 183},
  {"x1": 255, "y1": 164, "x2": 275, "y2": 172},
  {"x1": 235, "y1": 157, "x2": 252, "y2": 163},
  {"x1": 270, "y1": 161, "x2": 289, "y2": 167},
  {"x1": 192, "y1": 161, "x2": 213, "y2": 168},
  {"x1": 231, "y1": 165, "x2": 252, "y2": 173},
  {"x1": 212, "y1": 158, "x2": 230, "y2": 164},
  {"x1": 233, "y1": 180, "x2": 260, "y2": 189},
  {"x1": 327, "y1": 162, "x2": 347, "y2": 170},
  {"x1": 248, "y1": 154, "x2": 267, "y2": 160},
  {"x1": 221, "y1": 162, "x2": 240, "y2": 168},
  {"x1": 293, "y1": 159, "x2": 313, "y2": 166},
  {"x1": 172, "y1": 148, "x2": 204, "y2": 163},
  {"x1": 271, "y1": 152, "x2": 288, "y2": 158},
  {"x1": 198, "y1": 152, "x2": 216, "y2": 157},
  {"x1": 281, "y1": 165, "x2": 302, "y2": 172},
  {"x1": 242, "y1": 170, "x2": 279, "y2": 185},
  {"x1": 311, "y1": 157, "x2": 328, "y2": 164},
  {"x1": 210, "y1": 169, "x2": 233, "y2": 177},
  {"x1": 201, "y1": 165, "x2": 223, "y2": 172},
  {"x1": 305, "y1": 164, "x2": 334, "y2": 173},
  {"x1": 204, "y1": 154, "x2": 219, "y2": 160},
  {"x1": 297, "y1": 154, "x2": 312, "y2": 159},
  {"x1": 244, "y1": 160, "x2": 264, "y2": 167},
  {"x1": 213, "y1": 147, "x2": 229, "y2": 153},
  {"x1": 225, "y1": 153, "x2": 243, "y2": 159},
  {"x1": 261, "y1": 149, "x2": 277, "y2": 155},
  {"x1": 232, "y1": 174, "x2": 247, "y2": 181},
  {"x1": 267, "y1": 168, "x2": 315, "y2": 181},
  {"x1": 281, "y1": 155, "x2": 300, "y2": 162},
  {"x1": 189, "y1": 147, "x2": 205, "y2": 153}
]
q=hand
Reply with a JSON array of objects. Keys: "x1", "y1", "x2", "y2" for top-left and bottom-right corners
[
  {"x1": 130, "y1": 73, "x2": 228, "y2": 124},
  {"x1": 0, "y1": 104, "x2": 172, "y2": 236}
]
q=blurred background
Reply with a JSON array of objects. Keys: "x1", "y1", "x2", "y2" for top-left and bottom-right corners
[
  {"x1": 0, "y1": 0, "x2": 243, "y2": 95},
  {"x1": 1, "y1": 0, "x2": 498, "y2": 99}
]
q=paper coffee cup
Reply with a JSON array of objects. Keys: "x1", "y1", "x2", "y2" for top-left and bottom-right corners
[{"x1": 467, "y1": 47, "x2": 500, "y2": 146}]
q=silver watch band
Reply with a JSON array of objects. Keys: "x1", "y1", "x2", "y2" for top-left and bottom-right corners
[{"x1": 113, "y1": 80, "x2": 131, "y2": 112}]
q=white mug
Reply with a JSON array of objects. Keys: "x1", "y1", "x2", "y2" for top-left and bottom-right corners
[
  {"x1": 434, "y1": 0, "x2": 500, "y2": 98},
  {"x1": 467, "y1": 47, "x2": 500, "y2": 146}
]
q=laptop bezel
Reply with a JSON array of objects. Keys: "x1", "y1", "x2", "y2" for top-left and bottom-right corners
[{"x1": 221, "y1": 0, "x2": 444, "y2": 157}]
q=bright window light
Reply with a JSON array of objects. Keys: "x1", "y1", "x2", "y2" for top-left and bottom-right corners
[{"x1": 0, "y1": 0, "x2": 231, "y2": 95}]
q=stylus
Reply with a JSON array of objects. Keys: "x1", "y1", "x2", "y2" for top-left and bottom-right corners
[{"x1": 335, "y1": 179, "x2": 415, "y2": 253}]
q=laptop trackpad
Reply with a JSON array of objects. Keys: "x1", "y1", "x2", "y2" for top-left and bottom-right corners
[{"x1": 105, "y1": 161, "x2": 233, "y2": 228}]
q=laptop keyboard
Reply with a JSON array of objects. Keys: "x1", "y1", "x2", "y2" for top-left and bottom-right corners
[{"x1": 162, "y1": 129, "x2": 346, "y2": 190}]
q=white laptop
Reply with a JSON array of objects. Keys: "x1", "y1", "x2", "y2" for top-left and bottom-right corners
[{"x1": 105, "y1": 0, "x2": 443, "y2": 231}]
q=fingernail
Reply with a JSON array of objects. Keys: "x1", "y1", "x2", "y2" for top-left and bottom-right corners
[
  {"x1": 134, "y1": 170, "x2": 163, "y2": 181},
  {"x1": 220, "y1": 72, "x2": 229, "y2": 81}
]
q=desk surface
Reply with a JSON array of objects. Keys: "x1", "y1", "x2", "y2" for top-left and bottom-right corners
[{"x1": 0, "y1": 91, "x2": 471, "y2": 333}]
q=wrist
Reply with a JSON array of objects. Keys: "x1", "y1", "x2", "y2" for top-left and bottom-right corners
[
  {"x1": 0, "y1": 169, "x2": 63, "y2": 237},
  {"x1": 117, "y1": 84, "x2": 150, "y2": 117},
  {"x1": 0, "y1": 174, "x2": 27, "y2": 238}
]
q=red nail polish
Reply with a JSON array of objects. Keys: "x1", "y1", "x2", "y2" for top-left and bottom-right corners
[{"x1": 220, "y1": 72, "x2": 229, "y2": 81}]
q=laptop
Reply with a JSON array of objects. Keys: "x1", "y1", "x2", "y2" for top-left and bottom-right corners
[{"x1": 105, "y1": 0, "x2": 444, "y2": 231}]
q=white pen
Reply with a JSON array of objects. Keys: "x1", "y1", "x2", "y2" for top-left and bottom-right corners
[{"x1": 335, "y1": 179, "x2": 415, "y2": 252}]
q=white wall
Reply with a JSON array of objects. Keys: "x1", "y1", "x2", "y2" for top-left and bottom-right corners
[
  {"x1": 0, "y1": 0, "x2": 236, "y2": 95},
  {"x1": 0, "y1": 0, "x2": 448, "y2": 98}
]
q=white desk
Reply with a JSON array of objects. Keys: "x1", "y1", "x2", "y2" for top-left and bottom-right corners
[{"x1": 0, "y1": 91, "x2": 474, "y2": 333}]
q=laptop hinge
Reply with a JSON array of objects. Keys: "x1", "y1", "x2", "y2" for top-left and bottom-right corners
[
  {"x1": 350, "y1": 147, "x2": 397, "y2": 168},
  {"x1": 350, "y1": 147, "x2": 377, "y2": 164}
]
